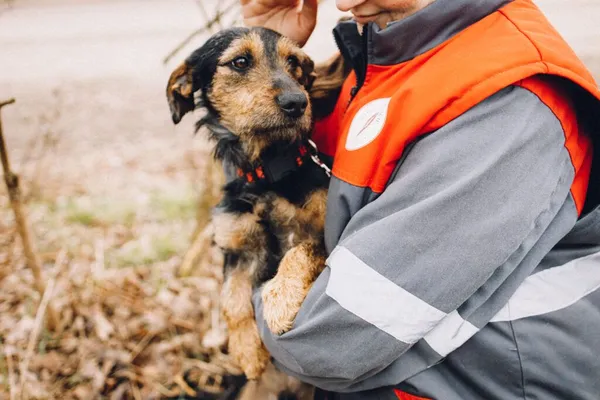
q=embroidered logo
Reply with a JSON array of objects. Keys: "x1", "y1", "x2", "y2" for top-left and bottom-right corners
[{"x1": 345, "y1": 98, "x2": 391, "y2": 151}]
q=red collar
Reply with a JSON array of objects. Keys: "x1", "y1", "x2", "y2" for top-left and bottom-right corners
[{"x1": 236, "y1": 140, "x2": 330, "y2": 183}]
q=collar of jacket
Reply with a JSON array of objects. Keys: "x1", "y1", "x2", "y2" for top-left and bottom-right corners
[{"x1": 333, "y1": 0, "x2": 514, "y2": 67}]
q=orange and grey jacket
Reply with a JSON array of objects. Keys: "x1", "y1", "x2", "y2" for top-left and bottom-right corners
[{"x1": 253, "y1": 0, "x2": 600, "y2": 398}]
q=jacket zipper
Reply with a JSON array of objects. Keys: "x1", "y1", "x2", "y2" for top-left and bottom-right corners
[
  {"x1": 348, "y1": 27, "x2": 369, "y2": 107},
  {"x1": 333, "y1": 23, "x2": 370, "y2": 110}
]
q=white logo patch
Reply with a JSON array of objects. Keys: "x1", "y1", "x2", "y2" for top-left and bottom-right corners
[{"x1": 345, "y1": 98, "x2": 391, "y2": 151}]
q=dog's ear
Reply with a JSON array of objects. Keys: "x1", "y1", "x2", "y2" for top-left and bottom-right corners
[
  {"x1": 167, "y1": 62, "x2": 195, "y2": 124},
  {"x1": 300, "y1": 56, "x2": 317, "y2": 91}
]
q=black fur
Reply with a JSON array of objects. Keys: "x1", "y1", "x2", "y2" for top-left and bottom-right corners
[
  {"x1": 278, "y1": 391, "x2": 300, "y2": 400},
  {"x1": 195, "y1": 109, "x2": 249, "y2": 171},
  {"x1": 216, "y1": 141, "x2": 329, "y2": 283},
  {"x1": 187, "y1": 373, "x2": 247, "y2": 400}
]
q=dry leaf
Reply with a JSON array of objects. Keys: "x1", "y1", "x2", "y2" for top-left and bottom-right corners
[{"x1": 92, "y1": 306, "x2": 114, "y2": 341}]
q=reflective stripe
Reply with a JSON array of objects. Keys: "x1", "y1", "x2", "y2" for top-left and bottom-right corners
[
  {"x1": 492, "y1": 251, "x2": 600, "y2": 322},
  {"x1": 325, "y1": 246, "x2": 446, "y2": 344},
  {"x1": 423, "y1": 310, "x2": 479, "y2": 356}
]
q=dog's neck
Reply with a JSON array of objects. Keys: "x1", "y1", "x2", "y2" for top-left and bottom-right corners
[
  {"x1": 195, "y1": 111, "x2": 249, "y2": 169},
  {"x1": 196, "y1": 109, "x2": 312, "y2": 184}
]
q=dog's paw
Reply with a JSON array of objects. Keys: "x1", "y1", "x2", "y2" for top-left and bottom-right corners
[
  {"x1": 262, "y1": 274, "x2": 306, "y2": 335},
  {"x1": 262, "y1": 243, "x2": 324, "y2": 335},
  {"x1": 228, "y1": 319, "x2": 270, "y2": 380}
]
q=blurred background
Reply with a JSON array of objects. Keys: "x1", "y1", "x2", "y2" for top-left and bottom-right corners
[{"x1": 0, "y1": 0, "x2": 598, "y2": 399}]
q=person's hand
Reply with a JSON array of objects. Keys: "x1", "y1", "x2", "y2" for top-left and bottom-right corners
[{"x1": 240, "y1": 0, "x2": 319, "y2": 47}]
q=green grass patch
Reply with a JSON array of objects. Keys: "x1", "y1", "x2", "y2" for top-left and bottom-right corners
[
  {"x1": 150, "y1": 190, "x2": 197, "y2": 221},
  {"x1": 66, "y1": 209, "x2": 103, "y2": 227},
  {"x1": 109, "y1": 233, "x2": 185, "y2": 268}
]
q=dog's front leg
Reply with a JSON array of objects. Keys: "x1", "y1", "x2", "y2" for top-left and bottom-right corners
[
  {"x1": 222, "y1": 267, "x2": 270, "y2": 380},
  {"x1": 261, "y1": 241, "x2": 326, "y2": 335},
  {"x1": 214, "y1": 211, "x2": 271, "y2": 379}
]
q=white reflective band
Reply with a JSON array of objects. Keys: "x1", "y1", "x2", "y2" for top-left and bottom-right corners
[
  {"x1": 423, "y1": 310, "x2": 479, "y2": 356},
  {"x1": 325, "y1": 246, "x2": 446, "y2": 344},
  {"x1": 492, "y1": 251, "x2": 600, "y2": 322}
]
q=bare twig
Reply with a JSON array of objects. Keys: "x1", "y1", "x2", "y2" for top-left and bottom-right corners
[
  {"x1": 0, "y1": 0, "x2": 15, "y2": 18},
  {"x1": 179, "y1": 155, "x2": 223, "y2": 276},
  {"x1": 195, "y1": 0, "x2": 224, "y2": 32},
  {"x1": 0, "y1": 98, "x2": 15, "y2": 108},
  {"x1": 129, "y1": 331, "x2": 156, "y2": 363},
  {"x1": 5, "y1": 347, "x2": 16, "y2": 400},
  {"x1": 19, "y1": 249, "x2": 65, "y2": 397},
  {"x1": 21, "y1": 90, "x2": 63, "y2": 201},
  {"x1": 0, "y1": 98, "x2": 59, "y2": 331},
  {"x1": 174, "y1": 375, "x2": 197, "y2": 397},
  {"x1": 163, "y1": 0, "x2": 239, "y2": 64},
  {"x1": 178, "y1": 223, "x2": 213, "y2": 277}
]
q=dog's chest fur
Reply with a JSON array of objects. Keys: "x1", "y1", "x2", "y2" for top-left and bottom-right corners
[{"x1": 216, "y1": 160, "x2": 329, "y2": 285}]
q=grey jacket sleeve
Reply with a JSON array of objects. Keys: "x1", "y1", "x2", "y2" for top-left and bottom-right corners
[{"x1": 252, "y1": 85, "x2": 579, "y2": 391}]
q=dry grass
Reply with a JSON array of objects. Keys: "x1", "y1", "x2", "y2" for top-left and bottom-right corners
[
  {"x1": 0, "y1": 4, "x2": 238, "y2": 395},
  {"x1": 0, "y1": 244, "x2": 241, "y2": 399},
  {"x1": 0, "y1": 117, "x2": 236, "y2": 400}
]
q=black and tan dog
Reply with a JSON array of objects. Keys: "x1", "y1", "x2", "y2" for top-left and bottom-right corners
[{"x1": 166, "y1": 25, "x2": 349, "y2": 390}]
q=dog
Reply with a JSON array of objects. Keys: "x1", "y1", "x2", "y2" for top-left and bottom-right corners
[{"x1": 166, "y1": 26, "x2": 350, "y2": 396}]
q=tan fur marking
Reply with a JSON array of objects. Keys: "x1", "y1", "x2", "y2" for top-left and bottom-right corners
[
  {"x1": 221, "y1": 268, "x2": 255, "y2": 327},
  {"x1": 167, "y1": 62, "x2": 192, "y2": 97},
  {"x1": 212, "y1": 212, "x2": 263, "y2": 251},
  {"x1": 228, "y1": 319, "x2": 270, "y2": 380},
  {"x1": 261, "y1": 242, "x2": 326, "y2": 334},
  {"x1": 221, "y1": 268, "x2": 270, "y2": 379},
  {"x1": 263, "y1": 188, "x2": 328, "y2": 240},
  {"x1": 277, "y1": 36, "x2": 312, "y2": 81},
  {"x1": 218, "y1": 31, "x2": 264, "y2": 65},
  {"x1": 166, "y1": 61, "x2": 195, "y2": 122},
  {"x1": 299, "y1": 189, "x2": 327, "y2": 233}
]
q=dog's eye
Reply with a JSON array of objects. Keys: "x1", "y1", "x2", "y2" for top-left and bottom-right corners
[
  {"x1": 287, "y1": 55, "x2": 300, "y2": 69},
  {"x1": 231, "y1": 56, "x2": 250, "y2": 71}
]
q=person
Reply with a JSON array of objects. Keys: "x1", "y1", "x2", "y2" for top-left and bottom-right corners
[{"x1": 242, "y1": 0, "x2": 600, "y2": 398}]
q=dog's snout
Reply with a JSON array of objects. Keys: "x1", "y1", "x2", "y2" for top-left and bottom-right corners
[{"x1": 276, "y1": 93, "x2": 308, "y2": 118}]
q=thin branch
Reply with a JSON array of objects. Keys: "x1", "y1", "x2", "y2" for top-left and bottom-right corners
[
  {"x1": 178, "y1": 223, "x2": 213, "y2": 277},
  {"x1": 0, "y1": 98, "x2": 59, "y2": 331},
  {"x1": 0, "y1": 0, "x2": 15, "y2": 18},
  {"x1": 19, "y1": 250, "x2": 64, "y2": 397},
  {"x1": 0, "y1": 98, "x2": 15, "y2": 108},
  {"x1": 130, "y1": 382, "x2": 142, "y2": 400},
  {"x1": 195, "y1": 0, "x2": 224, "y2": 32},
  {"x1": 5, "y1": 347, "x2": 16, "y2": 400},
  {"x1": 163, "y1": 0, "x2": 239, "y2": 64}
]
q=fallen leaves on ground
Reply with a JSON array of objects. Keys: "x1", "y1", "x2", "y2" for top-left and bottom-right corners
[{"x1": 0, "y1": 244, "x2": 243, "y2": 400}]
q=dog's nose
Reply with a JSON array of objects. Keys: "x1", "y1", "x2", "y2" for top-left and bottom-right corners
[{"x1": 276, "y1": 93, "x2": 308, "y2": 118}]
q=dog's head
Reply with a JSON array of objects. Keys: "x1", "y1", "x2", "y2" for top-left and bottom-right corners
[{"x1": 167, "y1": 27, "x2": 316, "y2": 161}]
